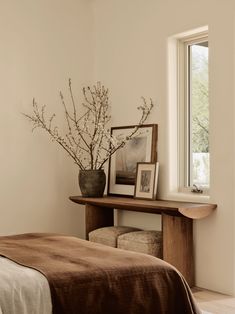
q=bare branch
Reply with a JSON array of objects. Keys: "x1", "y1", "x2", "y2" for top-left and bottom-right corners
[{"x1": 23, "y1": 81, "x2": 154, "y2": 170}]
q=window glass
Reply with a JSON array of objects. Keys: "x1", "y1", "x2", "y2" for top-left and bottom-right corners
[{"x1": 189, "y1": 41, "x2": 209, "y2": 187}]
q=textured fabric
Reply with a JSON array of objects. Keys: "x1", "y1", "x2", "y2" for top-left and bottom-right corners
[
  {"x1": 89, "y1": 226, "x2": 141, "y2": 247},
  {"x1": 0, "y1": 256, "x2": 52, "y2": 314},
  {"x1": 118, "y1": 230, "x2": 163, "y2": 258},
  {"x1": 0, "y1": 233, "x2": 201, "y2": 314}
]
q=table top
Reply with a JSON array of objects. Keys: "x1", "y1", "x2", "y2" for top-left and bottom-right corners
[{"x1": 69, "y1": 195, "x2": 217, "y2": 219}]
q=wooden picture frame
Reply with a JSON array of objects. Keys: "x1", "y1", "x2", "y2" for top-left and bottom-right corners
[
  {"x1": 134, "y1": 162, "x2": 159, "y2": 200},
  {"x1": 107, "y1": 124, "x2": 158, "y2": 197}
]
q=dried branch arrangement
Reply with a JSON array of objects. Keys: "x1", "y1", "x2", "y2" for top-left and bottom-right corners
[{"x1": 23, "y1": 81, "x2": 153, "y2": 170}]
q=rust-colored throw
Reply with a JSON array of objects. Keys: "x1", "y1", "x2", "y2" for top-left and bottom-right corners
[{"x1": 0, "y1": 233, "x2": 201, "y2": 314}]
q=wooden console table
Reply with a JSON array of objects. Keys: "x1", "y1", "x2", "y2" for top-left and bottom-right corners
[{"x1": 69, "y1": 195, "x2": 217, "y2": 287}]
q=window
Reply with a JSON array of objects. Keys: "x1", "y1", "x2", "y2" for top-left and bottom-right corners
[{"x1": 178, "y1": 33, "x2": 209, "y2": 192}]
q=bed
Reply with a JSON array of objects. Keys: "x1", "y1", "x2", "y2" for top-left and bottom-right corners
[{"x1": 0, "y1": 233, "x2": 201, "y2": 314}]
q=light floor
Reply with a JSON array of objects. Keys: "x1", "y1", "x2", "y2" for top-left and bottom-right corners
[{"x1": 192, "y1": 288, "x2": 235, "y2": 314}]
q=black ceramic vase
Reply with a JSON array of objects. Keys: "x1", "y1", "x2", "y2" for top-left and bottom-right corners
[{"x1": 78, "y1": 169, "x2": 106, "y2": 197}]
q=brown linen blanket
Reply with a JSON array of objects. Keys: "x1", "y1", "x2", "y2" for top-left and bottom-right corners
[{"x1": 0, "y1": 233, "x2": 201, "y2": 314}]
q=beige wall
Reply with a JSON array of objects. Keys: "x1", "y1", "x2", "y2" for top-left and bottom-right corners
[
  {"x1": 0, "y1": 0, "x2": 94, "y2": 238},
  {"x1": 93, "y1": 0, "x2": 235, "y2": 295}
]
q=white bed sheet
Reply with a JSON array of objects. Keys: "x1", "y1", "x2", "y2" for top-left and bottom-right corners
[{"x1": 0, "y1": 257, "x2": 52, "y2": 314}]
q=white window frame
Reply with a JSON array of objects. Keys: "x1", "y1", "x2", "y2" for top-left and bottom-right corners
[{"x1": 178, "y1": 32, "x2": 209, "y2": 195}]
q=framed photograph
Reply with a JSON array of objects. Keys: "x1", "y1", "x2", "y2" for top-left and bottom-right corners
[
  {"x1": 107, "y1": 124, "x2": 158, "y2": 197},
  {"x1": 134, "y1": 162, "x2": 159, "y2": 200}
]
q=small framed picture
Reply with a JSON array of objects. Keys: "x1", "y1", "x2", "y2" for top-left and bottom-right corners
[{"x1": 134, "y1": 162, "x2": 159, "y2": 200}]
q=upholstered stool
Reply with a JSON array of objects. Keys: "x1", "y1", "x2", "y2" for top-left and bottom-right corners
[
  {"x1": 88, "y1": 226, "x2": 141, "y2": 248},
  {"x1": 117, "y1": 230, "x2": 163, "y2": 258}
]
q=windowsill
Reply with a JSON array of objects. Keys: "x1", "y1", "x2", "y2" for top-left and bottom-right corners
[{"x1": 163, "y1": 191, "x2": 210, "y2": 203}]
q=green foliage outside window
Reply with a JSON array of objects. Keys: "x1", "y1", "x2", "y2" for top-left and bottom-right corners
[{"x1": 191, "y1": 44, "x2": 209, "y2": 153}]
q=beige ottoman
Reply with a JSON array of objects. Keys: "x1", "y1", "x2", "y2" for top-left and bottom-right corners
[
  {"x1": 117, "y1": 230, "x2": 163, "y2": 258},
  {"x1": 88, "y1": 226, "x2": 141, "y2": 248}
]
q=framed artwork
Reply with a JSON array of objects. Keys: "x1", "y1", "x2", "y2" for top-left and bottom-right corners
[
  {"x1": 134, "y1": 162, "x2": 159, "y2": 200},
  {"x1": 107, "y1": 124, "x2": 158, "y2": 197}
]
